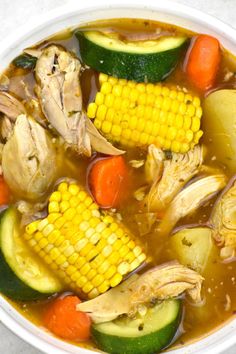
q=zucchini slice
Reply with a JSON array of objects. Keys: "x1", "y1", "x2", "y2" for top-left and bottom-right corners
[
  {"x1": 0, "y1": 208, "x2": 63, "y2": 301},
  {"x1": 76, "y1": 31, "x2": 187, "y2": 82},
  {"x1": 92, "y1": 299, "x2": 181, "y2": 354}
]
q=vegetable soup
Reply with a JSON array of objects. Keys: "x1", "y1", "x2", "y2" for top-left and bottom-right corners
[{"x1": 0, "y1": 18, "x2": 235, "y2": 354}]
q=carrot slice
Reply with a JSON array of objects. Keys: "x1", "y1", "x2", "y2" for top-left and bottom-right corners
[
  {"x1": 43, "y1": 295, "x2": 91, "y2": 341},
  {"x1": 89, "y1": 156, "x2": 128, "y2": 208},
  {"x1": 186, "y1": 34, "x2": 221, "y2": 91},
  {"x1": 0, "y1": 176, "x2": 10, "y2": 205}
]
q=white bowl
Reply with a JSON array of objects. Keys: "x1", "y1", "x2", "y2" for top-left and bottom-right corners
[{"x1": 0, "y1": 1, "x2": 236, "y2": 353}]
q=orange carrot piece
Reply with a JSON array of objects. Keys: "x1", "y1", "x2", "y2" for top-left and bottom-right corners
[
  {"x1": 186, "y1": 34, "x2": 221, "y2": 91},
  {"x1": 89, "y1": 156, "x2": 128, "y2": 208},
  {"x1": 43, "y1": 295, "x2": 91, "y2": 341},
  {"x1": 0, "y1": 176, "x2": 10, "y2": 205}
]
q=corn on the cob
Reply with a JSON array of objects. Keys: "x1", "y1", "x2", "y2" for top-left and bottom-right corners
[
  {"x1": 87, "y1": 73, "x2": 203, "y2": 153},
  {"x1": 24, "y1": 182, "x2": 147, "y2": 299}
]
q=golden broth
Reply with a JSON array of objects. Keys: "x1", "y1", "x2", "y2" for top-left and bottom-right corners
[{"x1": 1, "y1": 17, "x2": 236, "y2": 353}]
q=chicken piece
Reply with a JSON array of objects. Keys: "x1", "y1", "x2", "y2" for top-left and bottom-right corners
[
  {"x1": 211, "y1": 177, "x2": 236, "y2": 260},
  {"x1": 35, "y1": 45, "x2": 124, "y2": 156},
  {"x1": 145, "y1": 144, "x2": 164, "y2": 184},
  {"x1": 146, "y1": 145, "x2": 204, "y2": 211},
  {"x1": 0, "y1": 92, "x2": 26, "y2": 140},
  {"x1": 2, "y1": 114, "x2": 57, "y2": 200},
  {"x1": 35, "y1": 45, "x2": 86, "y2": 150},
  {"x1": 77, "y1": 261, "x2": 203, "y2": 323},
  {"x1": 157, "y1": 174, "x2": 227, "y2": 238},
  {"x1": 0, "y1": 91, "x2": 26, "y2": 121}
]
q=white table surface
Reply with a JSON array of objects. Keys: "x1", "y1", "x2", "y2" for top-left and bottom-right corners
[{"x1": 0, "y1": 0, "x2": 236, "y2": 353}]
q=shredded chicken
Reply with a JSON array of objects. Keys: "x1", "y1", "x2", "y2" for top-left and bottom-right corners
[
  {"x1": 211, "y1": 178, "x2": 236, "y2": 260},
  {"x1": 35, "y1": 45, "x2": 124, "y2": 156},
  {"x1": 157, "y1": 174, "x2": 227, "y2": 237},
  {"x1": 0, "y1": 91, "x2": 25, "y2": 121},
  {"x1": 2, "y1": 114, "x2": 57, "y2": 200},
  {"x1": 146, "y1": 145, "x2": 204, "y2": 211},
  {"x1": 77, "y1": 261, "x2": 204, "y2": 323},
  {"x1": 145, "y1": 144, "x2": 164, "y2": 184}
]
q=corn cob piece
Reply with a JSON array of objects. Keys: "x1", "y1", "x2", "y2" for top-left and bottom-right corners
[
  {"x1": 24, "y1": 182, "x2": 147, "y2": 299},
  {"x1": 87, "y1": 73, "x2": 203, "y2": 153}
]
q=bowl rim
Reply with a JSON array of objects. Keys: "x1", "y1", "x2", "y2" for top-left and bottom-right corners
[{"x1": 0, "y1": 1, "x2": 236, "y2": 354}]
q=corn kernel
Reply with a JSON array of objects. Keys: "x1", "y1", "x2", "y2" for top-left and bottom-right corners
[
  {"x1": 136, "y1": 83, "x2": 145, "y2": 92},
  {"x1": 76, "y1": 276, "x2": 87, "y2": 288},
  {"x1": 154, "y1": 85, "x2": 161, "y2": 96},
  {"x1": 88, "y1": 288, "x2": 99, "y2": 298},
  {"x1": 122, "y1": 129, "x2": 131, "y2": 140},
  {"x1": 60, "y1": 201, "x2": 70, "y2": 213},
  {"x1": 191, "y1": 117, "x2": 201, "y2": 132},
  {"x1": 58, "y1": 182, "x2": 68, "y2": 192},
  {"x1": 111, "y1": 124, "x2": 122, "y2": 137},
  {"x1": 97, "y1": 104, "x2": 107, "y2": 121},
  {"x1": 130, "y1": 259, "x2": 142, "y2": 271},
  {"x1": 122, "y1": 86, "x2": 131, "y2": 98},
  {"x1": 42, "y1": 224, "x2": 54, "y2": 237},
  {"x1": 94, "y1": 119, "x2": 102, "y2": 129},
  {"x1": 161, "y1": 86, "x2": 170, "y2": 97},
  {"x1": 99, "y1": 73, "x2": 108, "y2": 83},
  {"x1": 159, "y1": 125, "x2": 167, "y2": 138},
  {"x1": 66, "y1": 265, "x2": 77, "y2": 276},
  {"x1": 177, "y1": 91, "x2": 185, "y2": 102},
  {"x1": 90, "y1": 232, "x2": 100, "y2": 245},
  {"x1": 97, "y1": 260, "x2": 110, "y2": 274},
  {"x1": 101, "y1": 82, "x2": 112, "y2": 94},
  {"x1": 195, "y1": 106, "x2": 202, "y2": 118},
  {"x1": 26, "y1": 220, "x2": 39, "y2": 235},
  {"x1": 183, "y1": 115, "x2": 191, "y2": 130},
  {"x1": 82, "y1": 282, "x2": 93, "y2": 294},
  {"x1": 74, "y1": 256, "x2": 86, "y2": 268},
  {"x1": 171, "y1": 100, "x2": 179, "y2": 113},
  {"x1": 174, "y1": 114, "x2": 183, "y2": 128},
  {"x1": 74, "y1": 238, "x2": 88, "y2": 252},
  {"x1": 162, "y1": 97, "x2": 171, "y2": 111},
  {"x1": 95, "y1": 92, "x2": 104, "y2": 105},
  {"x1": 154, "y1": 96, "x2": 163, "y2": 109},
  {"x1": 92, "y1": 274, "x2": 104, "y2": 287},
  {"x1": 146, "y1": 83, "x2": 154, "y2": 94},
  {"x1": 194, "y1": 130, "x2": 203, "y2": 143},
  {"x1": 144, "y1": 121, "x2": 153, "y2": 134},
  {"x1": 110, "y1": 273, "x2": 123, "y2": 287},
  {"x1": 119, "y1": 245, "x2": 129, "y2": 257},
  {"x1": 108, "y1": 76, "x2": 118, "y2": 85},
  {"x1": 108, "y1": 251, "x2": 120, "y2": 265},
  {"x1": 112, "y1": 85, "x2": 123, "y2": 97},
  {"x1": 87, "y1": 102, "x2": 97, "y2": 119},
  {"x1": 140, "y1": 132, "x2": 149, "y2": 145},
  {"x1": 102, "y1": 121, "x2": 112, "y2": 134},
  {"x1": 169, "y1": 90, "x2": 177, "y2": 100},
  {"x1": 163, "y1": 139, "x2": 171, "y2": 150},
  {"x1": 80, "y1": 263, "x2": 91, "y2": 276},
  {"x1": 48, "y1": 201, "x2": 60, "y2": 213},
  {"x1": 38, "y1": 219, "x2": 49, "y2": 232},
  {"x1": 171, "y1": 141, "x2": 180, "y2": 152},
  {"x1": 117, "y1": 261, "x2": 130, "y2": 275},
  {"x1": 64, "y1": 208, "x2": 76, "y2": 221},
  {"x1": 49, "y1": 191, "x2": 61, "y2": 203},
  {"x1": 97, "y1": 281, "x2": 110, "y2": 294},
  {"x1": 130, "y1": 88, "x2": 138, "y2": 101}
]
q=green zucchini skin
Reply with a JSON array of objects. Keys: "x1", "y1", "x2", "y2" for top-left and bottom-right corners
[
  {"x1": 0, "y1": 248, "x2": 48, "y2": 301},
  {"x1": 0, "y1": 208, "x2": 62, "y2": 301},
  {"x1": 92, "y1": 300, "x2": 181, "y2": 354},
  {"x1": 76, "y1": 32, "x2": 187, "y2": 82}
]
